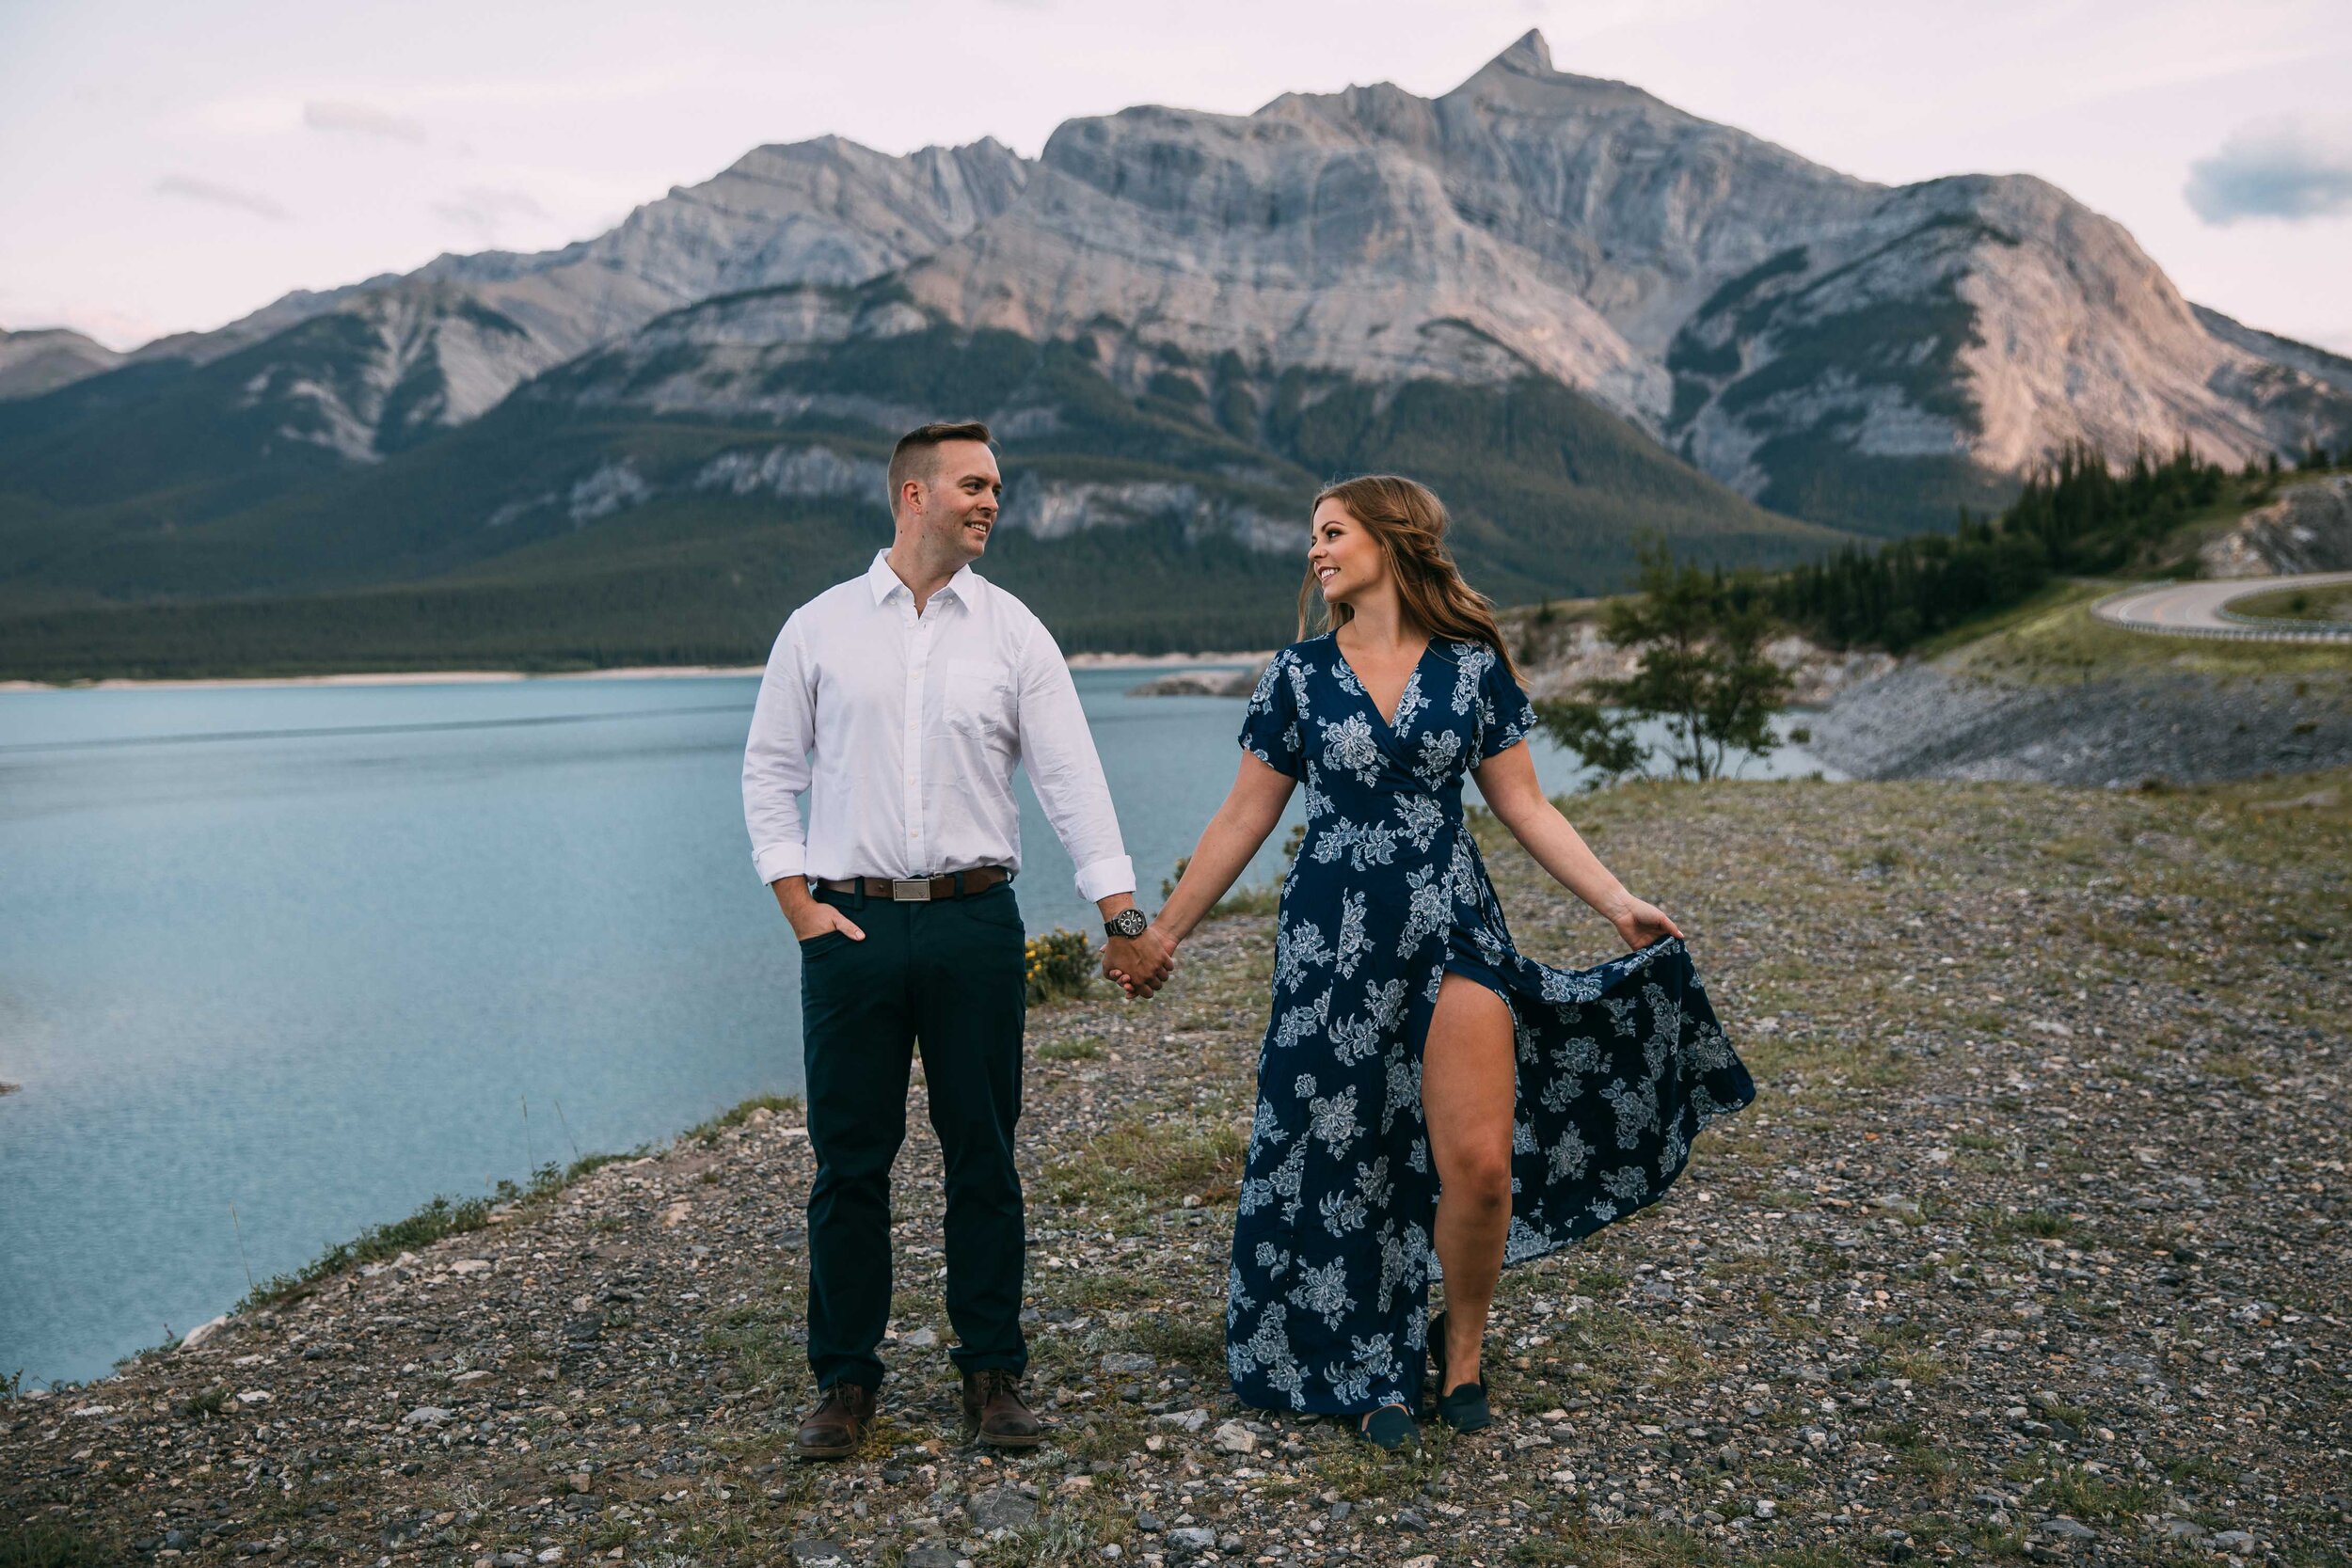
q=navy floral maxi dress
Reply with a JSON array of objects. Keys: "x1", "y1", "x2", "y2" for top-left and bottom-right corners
[{"x1": 1225, "y1": 634, "x2": 1755, "y2": 1415}]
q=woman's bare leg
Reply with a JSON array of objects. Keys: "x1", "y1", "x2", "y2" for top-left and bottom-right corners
[{"x1": 1422, "y1": 974, "x2": 1518, "y2": 1393}]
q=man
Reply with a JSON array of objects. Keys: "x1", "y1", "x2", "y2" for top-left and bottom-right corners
[{"x1": 743, "y1": 420, "x2": 1176, "y2": 1460}]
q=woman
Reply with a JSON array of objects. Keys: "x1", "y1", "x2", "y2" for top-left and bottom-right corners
[{"x1": 1137, "y1": 475, "x2": 1755, "y2": 1450}]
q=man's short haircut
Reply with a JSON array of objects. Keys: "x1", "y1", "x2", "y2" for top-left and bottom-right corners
[{"x1": 887, "y1": 420, "x2": 993, "y2": 516}]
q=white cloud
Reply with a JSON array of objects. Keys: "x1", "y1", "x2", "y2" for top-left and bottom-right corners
[
  {"x1": 2185, "y1": 116, "x2": 2352, "y2": 225},
  {"x1": 303, "y1": 99, "x2": 429, "y2": 144},
  {"x1": 152, "y1": 173, "x2": 289, "y2": 222},
  {"x1": 430, "y1": 185, "x2": 552, "y2": 245}
]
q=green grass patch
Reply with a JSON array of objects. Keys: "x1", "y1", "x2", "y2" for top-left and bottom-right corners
[
  {"x1": 689, "y1": 1092, "x2": 802, "y2": 1143},
  {"x1": 1045, "y1": 1114, "x2": 1248, "y2": 1208},
  {"x1": 1952, "y1": 592, "x2": 2352, "y2": 684},
  {"x1": 1976, "y1": 1206, "x2": 2076, "y2": 1243},
  {"x1": 701, "y1": 1297, "x2": 802, "y2": 1392},
  {"x1": 1036, "y1": 1034, "x2": 1104, "y2": 1063},
  {"x1": 1121, "y1": 1311, "x2": 1225, "y2": 1372},
  {"x1": 2028, "y1": 1463, "x2": 2159, "y2": 1523},
  {"x1": 1308, "y1": 1420, "x2": 1453, "y2": 1500},
  {"x1": 175, "y1": 1383, "x2": 232, "y2": 1420},
  {"x1": 244, "y1": 1147, "x2": 633, "y2": 1308},
  {"x1": 0, "y1": 1523, "x2": 120, "y2": 1568},
  {"x1": 1905, "y1": 577, "x2": 2114, "y2": 660},
  {"x1": 1508, "y1": 1516, "x2": 1863, "y2": 1568},
  {"x1": 2228, "y1": 580, "x2": 2352, "y2": 625}
]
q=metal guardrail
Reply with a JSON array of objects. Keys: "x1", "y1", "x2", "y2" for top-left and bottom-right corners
[{"x1": 2089, "y1": 578, "x2": 2352, "y2": 643}]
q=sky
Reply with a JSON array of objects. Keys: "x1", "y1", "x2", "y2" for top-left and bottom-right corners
[{"x1": 3, "y1": 0, "x2": 2348, "y2": 354}]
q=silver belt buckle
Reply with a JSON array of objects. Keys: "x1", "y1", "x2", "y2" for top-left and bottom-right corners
[{"x1": 890, "y1": 878, "x2": 934, "y2": 903}]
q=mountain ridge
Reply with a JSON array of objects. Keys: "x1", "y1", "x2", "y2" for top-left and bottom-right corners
[
  {"x1": 15, "y1": 31, "x2": 2349, "y2": 500},
  {"x1": 5, "y1": 31, "x2": 2349, "y2": 673}
]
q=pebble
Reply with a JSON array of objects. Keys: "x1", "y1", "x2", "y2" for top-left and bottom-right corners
[{"x1": 966, "y1": 1485, "x2": 1036, "y2": 1532}]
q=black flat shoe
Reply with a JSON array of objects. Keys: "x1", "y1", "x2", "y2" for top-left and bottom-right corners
[
  {"x1": 1426, "y1": 1308, "x2": 1493, "y2": 1431},
  {"x1": 1355, "y1": 1404, "x2": 1420, "y2": 1452},
  {"x1": 1434, "y1": 1379, "x2": 1493, "y2": 1433}
]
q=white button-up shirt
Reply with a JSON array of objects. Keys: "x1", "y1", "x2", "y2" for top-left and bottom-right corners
[{"x1": 742, "y1": 550, "x2": 1136, "y2": 902}]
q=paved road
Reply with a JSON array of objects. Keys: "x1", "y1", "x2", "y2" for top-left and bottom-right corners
[{"x1": 2091, "y1": 571, "x2": 2352, "y2": 641}]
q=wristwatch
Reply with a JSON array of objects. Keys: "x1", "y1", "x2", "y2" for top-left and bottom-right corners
[{"x1": 1104, "y1": 908, "x2": 1149, "y2": 940}]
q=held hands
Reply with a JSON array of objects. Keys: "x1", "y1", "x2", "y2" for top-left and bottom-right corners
[
  {"x1": 1102, "y1": 923, "x2": 1177, "y2": 1000},
  {"x1": 1604, "y1": 895, "x2": 1682, "y2": 950}
]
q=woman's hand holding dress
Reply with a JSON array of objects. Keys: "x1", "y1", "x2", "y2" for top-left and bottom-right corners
[{"x1": 1603, "y1": 895, "x2": 1683, "y2": 949}]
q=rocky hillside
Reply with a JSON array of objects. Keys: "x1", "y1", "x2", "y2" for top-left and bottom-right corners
[
  {"x1": 2201, "y1": 475, "x2": 2352, "y2": 578},
  {"x1": 99, "y1": 138, "x2": 1028, "y2": 463}
]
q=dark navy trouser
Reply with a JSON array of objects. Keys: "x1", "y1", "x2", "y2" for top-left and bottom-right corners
[{"x1": 798, "y1": 879, "x2": 1027, "y2": 1391}]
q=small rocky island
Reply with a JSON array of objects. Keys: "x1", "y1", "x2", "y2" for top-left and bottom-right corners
[{"x1": 1126, "y1": 667, "x2": 1264, "y2": 699}]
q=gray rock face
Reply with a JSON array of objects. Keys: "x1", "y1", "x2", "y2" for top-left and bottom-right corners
[
  {"x1": 895, "y1": 28, "x2": 2349, "y2": 509},
  {"x1": 2201, "y1": 475, "x2": 2352, "y2": 577},
  {"x1": 2194, "y1": 305, "x2": 2352, "y2": 395},
  {"x1": 82, "y1": 29, "x2": 2352, "y2": 509},
  {"x1": 132, "y1": 136, "x2": 1028, "y2": 458}
]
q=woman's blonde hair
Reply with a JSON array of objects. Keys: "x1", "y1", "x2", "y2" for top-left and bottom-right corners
[{"x1": 1297, "y1": 474, "x2": 1518, "y2": 680}]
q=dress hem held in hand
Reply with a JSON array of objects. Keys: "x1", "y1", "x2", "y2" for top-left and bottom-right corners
[{"x1": 1224, "y1": 634, "x2": 1756, "y2": 1417}]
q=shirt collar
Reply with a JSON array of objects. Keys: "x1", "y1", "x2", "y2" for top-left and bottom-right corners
[
  {"x1": 866, "y1": 548, "x2": 984, "y2": 610},
  {"x1": 865, "y1": 550, "x2": 905, "y2": 606}
]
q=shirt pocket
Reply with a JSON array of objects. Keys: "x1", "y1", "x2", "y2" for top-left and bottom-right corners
[{"x1": 942, "y1": 660, "x2": 1018, "y2": 748}]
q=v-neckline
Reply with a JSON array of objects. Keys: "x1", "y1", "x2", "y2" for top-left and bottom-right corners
[{"x1": 1330, "y1": 632, "x2": 1434, "y2": 733}]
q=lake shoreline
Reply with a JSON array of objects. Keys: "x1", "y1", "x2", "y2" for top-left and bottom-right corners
[
  {"x1": 8, "y1": 772, "x2": 2345, "y2": 1564},
  {"x1": 0, "y1": 651, "x2": 1270, "y2": 694}
]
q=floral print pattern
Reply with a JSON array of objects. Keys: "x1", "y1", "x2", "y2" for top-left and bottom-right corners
[{"x1": 1228, "y1": 635, "x2": 1756, "y2": 1415}]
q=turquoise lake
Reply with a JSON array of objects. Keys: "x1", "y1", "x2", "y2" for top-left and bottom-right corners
[{"x1": 0, "y1": 668, "x2": 1832, "y2": 1386}]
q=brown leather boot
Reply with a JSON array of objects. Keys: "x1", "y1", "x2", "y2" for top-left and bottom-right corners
[
  {"x1": 792, "y1": 1382, "x2": 877, "y2": 1460},
  {"x1": 961, "y1": 1369, "x2": 1046, "y2": 1449}
]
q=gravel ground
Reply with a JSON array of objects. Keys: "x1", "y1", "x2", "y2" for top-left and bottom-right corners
[{"x1": 6, "y1": 772, "x2": 2349, "y2": 1568}]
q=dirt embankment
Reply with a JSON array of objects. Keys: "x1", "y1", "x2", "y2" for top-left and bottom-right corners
[
  {"x1": 1808, "y1": 664, "x2": 2352, "y2": 786},
  {"x1": 1807, "y1": 590, "x2": 2352, "y2": 787}
]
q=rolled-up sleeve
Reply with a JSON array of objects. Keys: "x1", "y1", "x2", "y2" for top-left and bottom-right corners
[
  {"x1": 743, "y1": 615, "x2": 816, "y2": 886},
  {"x1": 1012, "y1": 622, "x2": 1136, "y2": 902}
]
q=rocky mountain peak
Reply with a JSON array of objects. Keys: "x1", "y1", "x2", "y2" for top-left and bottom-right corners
[{"x1": 1489, "y1": 27, "x2": 1554, "y2": 75}]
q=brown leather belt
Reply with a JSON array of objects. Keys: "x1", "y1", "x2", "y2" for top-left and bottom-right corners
[{"x1": 814, "y1": 865, "x2": 1011, "y2": 903}]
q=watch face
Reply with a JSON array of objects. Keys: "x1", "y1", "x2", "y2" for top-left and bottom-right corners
[{"x1": 1109, "y1": 910, "x2": 1148, "y2": 938}]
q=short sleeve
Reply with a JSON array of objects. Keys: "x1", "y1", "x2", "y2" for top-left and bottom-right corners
[
  {"x1": 1477, "y1": 645, "x2": 1537, "y2": 759},
  {"x1": 1239, "y1": 650, "x2": 1305, "y2": 778}
]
